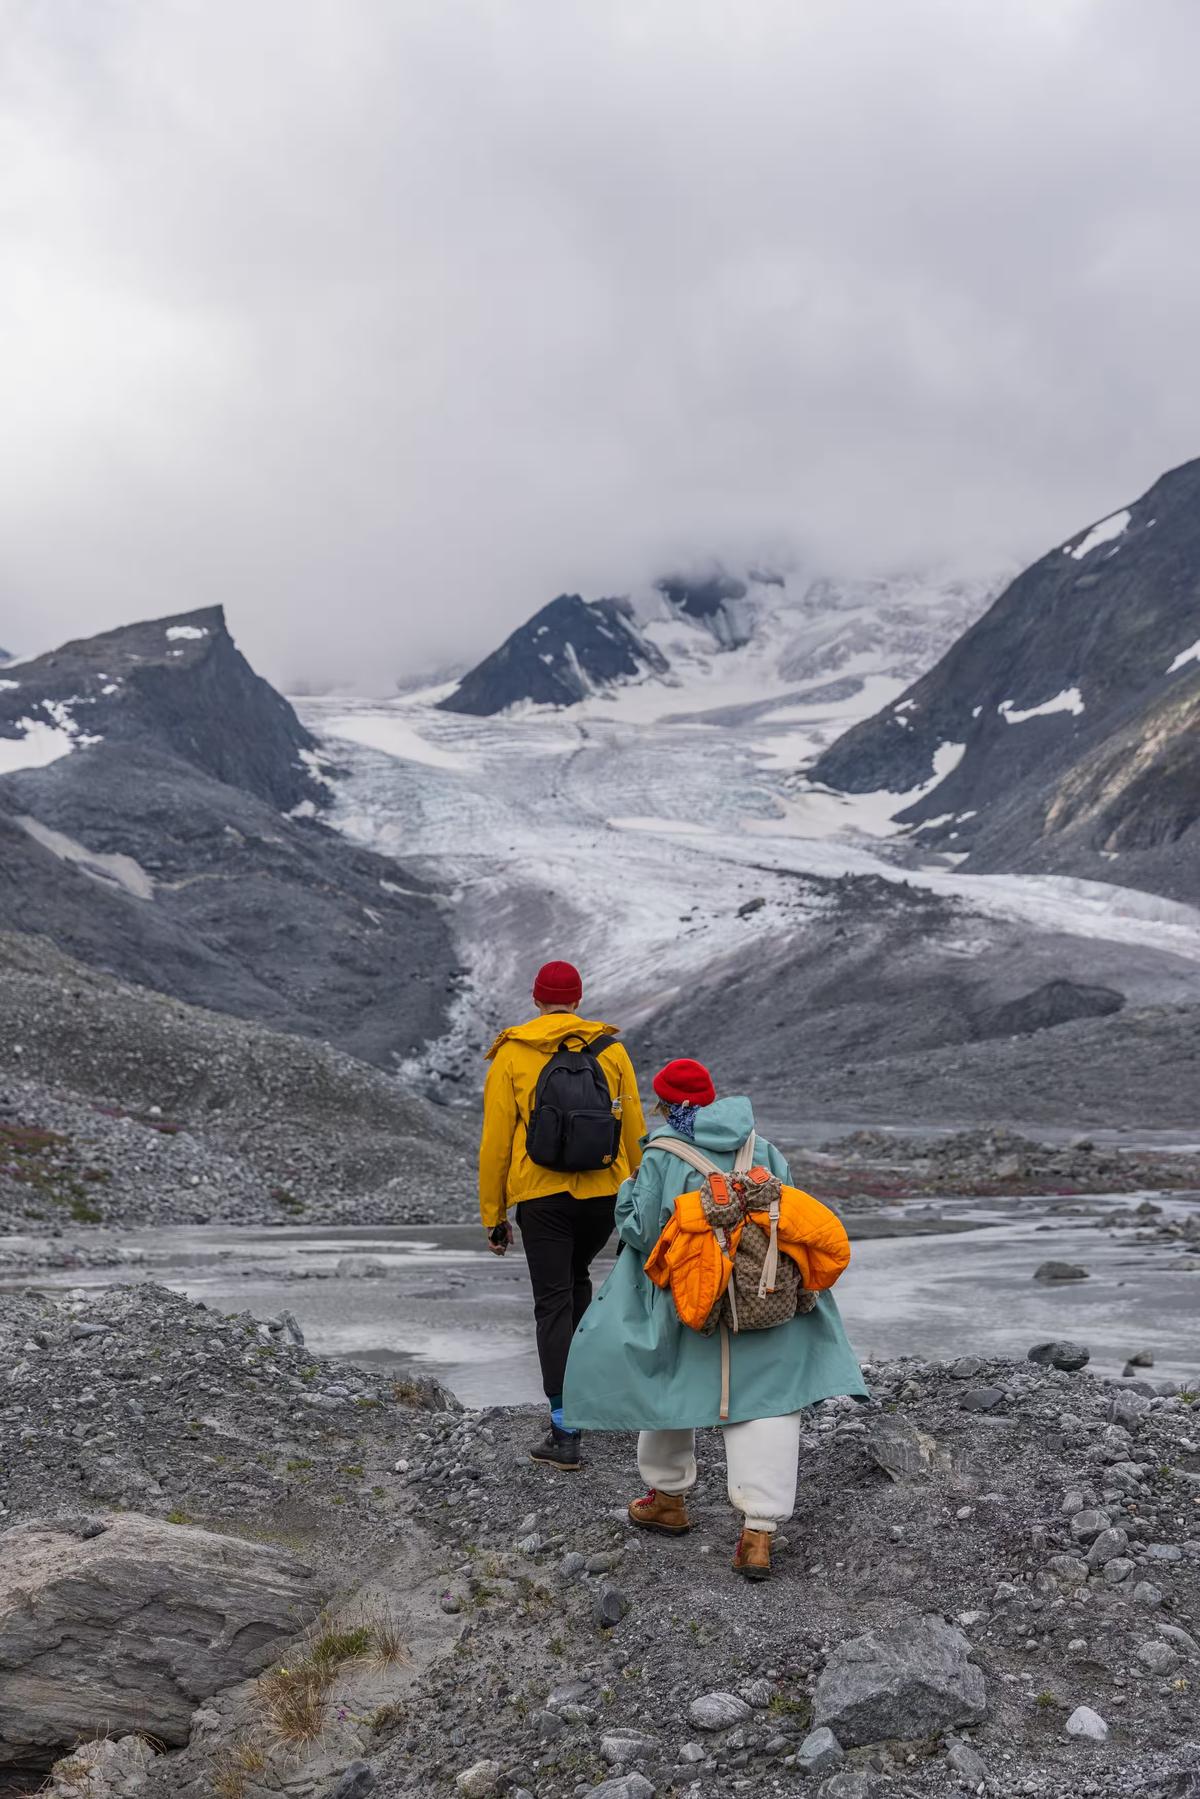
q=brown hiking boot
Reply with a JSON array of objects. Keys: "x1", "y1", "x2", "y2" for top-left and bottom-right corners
[
  {"x1": 628, "y1": 1488, "x2": 692, "y2": 1535},
  {"x1": 733, "y1": 1527, "x2": 772, "y2": 1581}
]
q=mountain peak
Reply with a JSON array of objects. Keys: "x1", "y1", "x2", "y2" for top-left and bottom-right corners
[
  {"x1": 437, "y1": 591, "x2": 666, "y2": 716},
  {"x1": 0, "y1": 605, "x2": 317, "y2": 809},
  {"x1": 808, "y1": 457, "x2": 1200, "y2": 900}
]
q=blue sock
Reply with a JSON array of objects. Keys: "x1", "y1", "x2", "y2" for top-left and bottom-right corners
[{"x1": 549, "y1": 1399, "x2": 580, "y2": 1436}]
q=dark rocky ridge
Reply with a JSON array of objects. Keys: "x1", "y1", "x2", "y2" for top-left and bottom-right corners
[
  {"x1": 0, "y1": 605, "x2": 317, "y2": 811},
  {"x1": 438, "y1": 592, "x2": 667, "y2": 715},
  {"x1": 629, "y1": 874, "x2": 1200, "y2": 1133},
  {"x1": 0, "y1": 609, "x2": 454, "y2": 1067},
  {"x1": 809, "y1": 458, "x2": 1200, "y2": 901}
]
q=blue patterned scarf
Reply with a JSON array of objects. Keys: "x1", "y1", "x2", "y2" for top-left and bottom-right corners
[{"x1": 666, "y1": 1102, "x2": 699, "y2": 1140}]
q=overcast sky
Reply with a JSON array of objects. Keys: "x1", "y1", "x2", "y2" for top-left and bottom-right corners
[{"x1": 4, "y1": 0, "x2": 1200, "y2": 689}]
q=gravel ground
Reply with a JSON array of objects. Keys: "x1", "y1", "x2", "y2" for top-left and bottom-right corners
[
  {"x1": 2, "y1": 1284, "x2": 1199, "y2": 1799},
  {"x1": 0, "y1": 932, "x2": 474, "y2": 1236}
]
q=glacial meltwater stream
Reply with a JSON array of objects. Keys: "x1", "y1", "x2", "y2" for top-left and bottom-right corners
[{"x1": 7, "y1": 1198, "x2": 1199, "y2": 1403}]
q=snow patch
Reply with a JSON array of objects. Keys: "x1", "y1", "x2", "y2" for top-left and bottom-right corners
[
  {"x1": 0, "y1": 697, "x2": 102, "y2": 774},
  {"x1": 1067, "y1": 510, "x2": 1131, "y2": 560},
  {"x1": 0, "y1": 679, "x2": 19, "y2": 693},
  {"x1": 298, "y1": 747, "x2": 338, "y2": 787},
  {"x1": 17, "y1": 815, "x2": 155, "y2": 899},
  {"x1": 287, "y1": 799, "x2": 319, "y2": 820},
  {"x1": 998, "y1": 687, "x2": 1084, "y2": 724},
  {"x1": 0, "y1": 720, "x2": 79, "y2": 775},
  {"x1": 1167, "y1": 637, "x2": 1200, "y2": 676},
  {"x1": 319, "y1": 713, "x2": 481, "y2": 773},
  {"x1": 166, "y1": 625, "x2": 209, "y2": 642}
]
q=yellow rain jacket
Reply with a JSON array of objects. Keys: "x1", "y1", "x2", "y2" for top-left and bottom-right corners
[{"x1": 478, "y1": 1015, "x2": 646, "y2": 1229}]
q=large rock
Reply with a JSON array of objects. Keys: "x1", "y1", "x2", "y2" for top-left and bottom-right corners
[
  {"x1": 1028, "y1": 1340, "x2": 1090, "y2": 1372},
  {"x1": 812, "y1": 1614, "x2": 986, "y2": 1747},
  {"x1": 46, "y1": 1735, "x2": 156, "y2": 1798},
  {"x1": 0, "y1": 1513, "x2": 327, "y2": 1771}
]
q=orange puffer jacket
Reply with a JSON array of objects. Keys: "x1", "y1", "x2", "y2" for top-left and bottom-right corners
[{"x1": 644, "y1": 1182, "x2": 851, "y2": 1332}]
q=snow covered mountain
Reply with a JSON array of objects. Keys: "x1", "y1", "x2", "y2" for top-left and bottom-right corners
[
  {"x1": 0, "y1": 608, "x2": 454, "y2": 1065},
  {"x1": 438, "y1": 566, "x2": 1000, "y2": 749},
  {"x1": 303, "y1": 527, "x2": 1200, "y2": 1131},
  {"x1": 438, "y1": 593, "x2": 667, "y2": 714},
  {"x1": 810, "y1": 458, "x2": 1200, "y2": 902}
]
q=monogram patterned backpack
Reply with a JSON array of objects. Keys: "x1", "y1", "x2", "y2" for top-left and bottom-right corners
[{"x1": 644, "y1": 1133, "x2": 846, "y2": 1418}]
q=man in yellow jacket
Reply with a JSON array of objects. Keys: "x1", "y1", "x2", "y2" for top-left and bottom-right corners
[{"x1": 480, "y1": 959, "x2": 645, "y2": 1469}]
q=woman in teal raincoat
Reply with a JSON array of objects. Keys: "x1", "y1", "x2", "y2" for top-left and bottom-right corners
[{"x1": 563, "y1": 1058, "x2": 866, "y2": 1581}]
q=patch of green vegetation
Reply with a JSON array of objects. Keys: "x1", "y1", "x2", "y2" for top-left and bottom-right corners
[
  {"x1": 338, "y1": 1463, "x2": 365, "y2": 1478},
  {"x1": 310, "y1": 1625, "x2": 373, "y2": 1666},
  {"x1": 287, "y1": 1457, "x2": 314, "y2": 1473},
  {"x1": 1036, "y1": 1691, "x2": 1058, "y2": 1710},
  {"x1": 768, "y1": 1692, "x2": 812, "y2": 1725},
  {"x1": 270, "y1": 1186, "x2": 305, "y2": 1214},
  {"x1": 166, "y1": 1509, "x2": 194, "y2": 1526}
]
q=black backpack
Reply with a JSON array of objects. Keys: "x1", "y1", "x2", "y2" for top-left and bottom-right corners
[{"x1": 525, "y1": 1033, "x2": 622, "y2": 1174}]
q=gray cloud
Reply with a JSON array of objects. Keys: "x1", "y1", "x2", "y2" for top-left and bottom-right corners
[{"x1": 4, "y1": 0, "x2": 1200, "y2": 688}]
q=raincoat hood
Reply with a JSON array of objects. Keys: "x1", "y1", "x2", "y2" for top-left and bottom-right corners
[
  {"x1": 647, "y1": 1095, "x2": 754, "y2": 1155},
  {"x1": 485, "y1": 1013, "x2": 620, "y2": 1061}
]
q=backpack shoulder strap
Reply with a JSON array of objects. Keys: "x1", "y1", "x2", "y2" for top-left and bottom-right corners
[
  {"x1": 586, "y1": 1032, "x2": 617, "y2": 1057},
  {"x1": 733, "y1": 1134, "x2": 757, "y2": 1174},
  {"x1": 647, "y1": 1137, "x2": 720, "y2": 1177}
]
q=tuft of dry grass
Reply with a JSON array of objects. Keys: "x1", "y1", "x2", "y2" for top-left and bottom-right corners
[
  {"x1": 258, "y1": 1660, "x2": 332, "y2": 1747},
  {"x1": 368, "y1": 1606, "x2": 409, "y2": 1667},
  {"x1": 210, "y1": 1734, "x2": 271, "y2": 1799},
  {"x1": 250, "y1": 1605, "x2": 410, "y2": 1750}
]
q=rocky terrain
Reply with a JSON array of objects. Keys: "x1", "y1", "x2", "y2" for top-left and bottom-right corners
[
  {"x1": 2, "y1": 1282, "x2": 1198, "y2": 1799},
  {"x1": 810, "y1": 457, "x2": 1200, "y2": 903},
  {"x1": 0, "y1": 933, "x2": 473, "y2": 1243},
  {"x1": 0, "y1": 609, "x2": 455, "y2": 1066},
  {"x1": 628, "y1": 875, "x2": 1200, "y2": 1136}
]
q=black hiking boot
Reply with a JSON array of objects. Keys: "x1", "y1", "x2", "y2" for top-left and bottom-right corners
[{"x1": 530, "y1": 1424, "x2": 582, "y2": 1470}]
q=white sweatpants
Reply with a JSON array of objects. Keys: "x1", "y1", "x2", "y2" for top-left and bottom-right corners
[{"x1": 636, "y1": 1413, "x2": 803, "y2": 1532}]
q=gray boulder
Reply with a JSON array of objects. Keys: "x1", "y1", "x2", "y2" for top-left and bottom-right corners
[
  {"x1": 865, "y1": 1416, "x2": 947, "y2": 1482},
  {"x1": 0, "y1": 1513, "x2": 326, "y2": 1772},
  {"x1": 813, "y1": 1614, "x2": 986, "y2": 1746},
  {"x1": 1028, "y1": 1341, "x2": 1090, "y2": 1371},
  {"x1": 46, "y1": 1735, "x2": 155, "y2": 1797},
  {"x1": 817, "y1": 1774, "x2": 885, "y2": 1799},
  {"x1": 589, "y1": 1777, "x2": 656, "y2": 1799},
  {"x1": 455, "y1": 1764, "x2": 501, "y2": 1798},
  {"x1": 688, "y1": 1692, "x2": 752, "y2": 1731},
  {"x1": 798, "y1": 1726, "x2": 845, "y2": 1774},
  {"x1": 947, "y1": 1736, "x2": 989, "y2": 1784},
  {"x1": 1065, "y1": 1705, "x2": 1108, "y2": 1742},
  {"x1": 1033, "y1": 1261, "x2": 1089, "y2": 1282},
  {"x1": 601, "y1": 1733, "x2": 659, "y2": 1766},
  {"x1": 328, "y1": 1763, "x2": 377, "y2": 1799}
]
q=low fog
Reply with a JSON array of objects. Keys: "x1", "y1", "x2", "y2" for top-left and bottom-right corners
[{"x1": 4, "y1": 0, "x2": 1200, "y2": 689}]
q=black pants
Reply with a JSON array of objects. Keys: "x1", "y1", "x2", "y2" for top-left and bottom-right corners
[{"x1": 518, "y1": 1191, "x2": 617, "y2": 1405}]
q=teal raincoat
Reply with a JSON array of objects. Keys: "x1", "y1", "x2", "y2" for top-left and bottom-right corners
[{"x1": 563, "y1": 1096, "x2": 867, "y2": 1430}]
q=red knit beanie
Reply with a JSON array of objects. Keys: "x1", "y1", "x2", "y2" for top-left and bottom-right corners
[
  {"x1": 653, "y1": 1058, "x2": 716, "y2": 1108},
  {"x1": 532, "y1": 960, "x2": 583, "y2": 1007}
]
